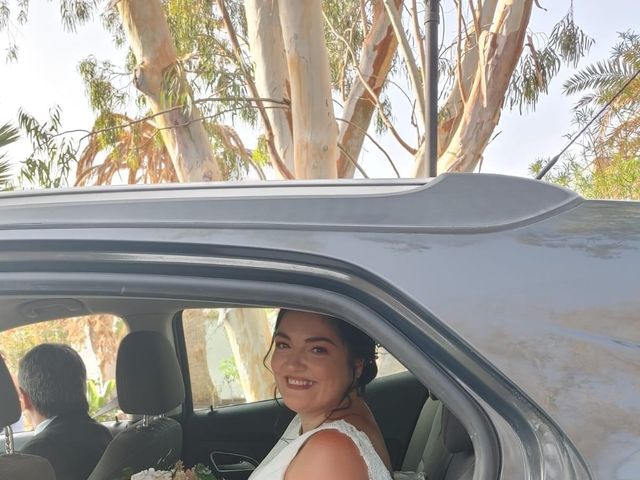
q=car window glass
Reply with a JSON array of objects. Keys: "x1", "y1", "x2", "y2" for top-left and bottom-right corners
[
  {"x1": 182, "y1": 308, "x2": 407, "y2": 410},
  {"x1": 0, "y1": 314, "x2": 128, "y2": 431}
]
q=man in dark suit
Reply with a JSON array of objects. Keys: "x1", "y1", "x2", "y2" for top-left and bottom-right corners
[{"x1": 18, "y1": 343, "x2": 113, "y2": 480}]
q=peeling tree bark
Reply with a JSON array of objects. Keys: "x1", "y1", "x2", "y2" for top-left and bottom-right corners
[
  {"x1": 278, "y1": 0, "x2": 338, "y2": 179},
  {"x1": 183, "y1": 310, "x2": 219, "y2": 407},
  {"x1": 336, "y1": 0, "x2": 403, "y2": 179},
  {"x1": 438, "y1": 0, "x2": 533, "y2": 173},
  {"x1": 221, "y1": 308, "x2": 274, "y2": 402},
  {"x1": 436, "y1": 0, "x2": 499, "y2": 158},
  {"x1": 245, "y1": 0, "x2": 294, "y2": 176},
  {"x1": 414, "y1": 0, "x2": 533, "y2": 176},
  {"x1": 116, "y1": 0, "x2": 222, "y2": 182}
]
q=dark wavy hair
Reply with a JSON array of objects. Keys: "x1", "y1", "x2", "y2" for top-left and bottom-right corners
[
  {"x1": 265, "y1": 309, "x2": 378, "y2": 417},
  {"x1": 18, "y1": 343, "x2": 89, "y2": 418}
]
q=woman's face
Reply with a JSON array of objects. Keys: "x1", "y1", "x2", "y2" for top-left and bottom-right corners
[{"x1": 270, "y1": 311, "x2": 360, "y2": 419}]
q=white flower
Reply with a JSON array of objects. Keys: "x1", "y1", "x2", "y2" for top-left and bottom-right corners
[{"x1": 131, "y1": 468, "x2": 173, "y2": 480}]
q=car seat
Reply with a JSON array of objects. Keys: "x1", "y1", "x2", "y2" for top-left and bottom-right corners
[
  {"x1": 88, "y1": 330, "x2": 186, "y2": 480},
  {"x1": 401, "y1": 395, "x2": 474, "y2": 480}
]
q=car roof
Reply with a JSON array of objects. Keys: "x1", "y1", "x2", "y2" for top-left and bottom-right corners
[{"x1": 0, "y1": 173, "x2": 580, "y2": 233}]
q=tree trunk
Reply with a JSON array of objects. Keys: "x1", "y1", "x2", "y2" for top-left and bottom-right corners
[
  {"x1": 414, "y1": 0, "x2": 533, "y2": 176},
  {"x1": 116, "y1": 1, "x2": 277, "y2": 404},
  {"x1": 436, "y1": 0, "x2": 499, "y2": 158},
  {"x1": 245, "y1": 0, "x2": 294, "y2": 175},
  {"x1": 336, "y1": 0, "x2": 403, "y2": 179},
  {"x1": 221, "y1": 308, "x2": 274, "y2": 402},
  {"x1": 278, "y1": 0, "x2": 338, "y2": 179},
  {"x1": 116, "y1": 0, "x2": 222, "y2": 182},
  {"x1": 86, "y1": 315, "x2": 123, "y2": 383},
  {"x1": 182, "y1": 310, "x2": 219, "y2": 407}
]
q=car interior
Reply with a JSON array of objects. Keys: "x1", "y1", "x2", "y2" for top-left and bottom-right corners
[{"x1": 0, "y1": 296, "x2": 476, "y2": 480}]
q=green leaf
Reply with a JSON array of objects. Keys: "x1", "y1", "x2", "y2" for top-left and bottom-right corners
[
  {"x1": 0, "y1": 122, "x2": 19, "y2": 188},
  {"x1": 507, "y1": 6, "x2": 593, "y2": 113}
]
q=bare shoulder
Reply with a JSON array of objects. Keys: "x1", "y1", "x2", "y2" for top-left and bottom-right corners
[{"x1": 285, "y1": 429, "x2": 368, "y2": 480}]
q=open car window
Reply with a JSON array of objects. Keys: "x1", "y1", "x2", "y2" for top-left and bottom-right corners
[
  {"x1": 181, "y1": 307, "x2": 407, "y2": 410},
  {"x1": 0, "y1": 314, "x2": 128, "y2": 429}
]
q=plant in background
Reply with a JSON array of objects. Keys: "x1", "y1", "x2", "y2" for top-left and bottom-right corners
[
  {"x1": 87, "y1": 378, "x2": 116, "y2": 421},
  {"x1": 0, "y1": 122, "x2": 19, "y2": 190},
  {"x1": 219, "y1": 356, "x2": 240, "y2": 398},
  {"x1": 0, "y1": 320, "x2": 77, "y2": 373},
  {"x1": 17, "y1": 106, "x2": 79, "y2": 189},
  {"x1": 532, "y1": 31, "x2": 640, "y2": 199}
]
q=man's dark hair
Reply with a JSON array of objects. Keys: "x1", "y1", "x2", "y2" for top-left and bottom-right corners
[{"x1": 18, "y1": 343, "x2": 89, "y2": 418}]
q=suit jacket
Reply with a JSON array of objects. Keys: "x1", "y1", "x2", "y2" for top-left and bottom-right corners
[{"x1": 20, "y1": 412, "x2": 112, "y2": 480}]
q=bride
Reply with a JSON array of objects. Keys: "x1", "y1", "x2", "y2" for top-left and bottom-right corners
[{"x1": 249, "y1": 309, "x2": 393, "y2": 480}]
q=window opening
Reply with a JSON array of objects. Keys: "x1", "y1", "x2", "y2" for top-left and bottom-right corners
[
  {"x1": 0, "y1": 314, "x2": 128, "y2": 431},
  {"x1": 182, "y1": 307, "x2": 407, "y2": 410}
]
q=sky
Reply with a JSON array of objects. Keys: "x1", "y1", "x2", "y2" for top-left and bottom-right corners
[{"x1": 1, "y1": 1, "x2": 639, "y2": 183}]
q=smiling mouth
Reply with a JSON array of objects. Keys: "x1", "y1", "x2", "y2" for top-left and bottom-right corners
[{"x1": 286, "y1": 376, "x2": 315, "y2": 388}]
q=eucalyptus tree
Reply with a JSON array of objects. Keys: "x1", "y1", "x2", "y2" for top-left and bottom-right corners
[
  {"x1": 102, "y1": 0, "x2": 592, "y2": 179},
  {"x1": 1, "y1": 0, "x2": 594, "y2": 400},
  {"x1": 2, "y1": 0, "x2": 592, "y2": 183}
]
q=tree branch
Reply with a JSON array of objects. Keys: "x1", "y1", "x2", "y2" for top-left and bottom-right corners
[
  {"x1": 244, "y1": 0, "x2": 295, "y2": 174},
  {"x1": 360, "y1": 0, "x2": 368, "y2": 36},
  {"x1": 335, "y1": 117, "x2": 401, "y2": 178},
  {"x1": 337, "y1": 143, "x2": 369, "y2": 178},
  {"x1": 381, "y1": 0, "x2": 426, "y2": 132},
  {"x1": 212, "y1": 123, "x2": 267, "y2": 180},
  {"x1": 411, "y1": 0, "x2": 426, "y2": 90},
  {"x1": 456, "y1": 0, "x2": 469, "y2": 105},
  {"x1": 216, "y1": 0, "x2": 294, "y2": 179},
  {"x1": 324, "y1": 10, "x2": 416, "y2": 155}
]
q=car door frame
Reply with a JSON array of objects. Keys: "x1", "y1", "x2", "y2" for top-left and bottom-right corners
[{"x1": 0, "y1": 243, "x2": 594, "y2": 479}]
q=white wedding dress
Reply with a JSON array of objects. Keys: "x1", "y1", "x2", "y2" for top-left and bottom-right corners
[{"x1": 248, "y1": 415, "x2": 393, "y2": 480}]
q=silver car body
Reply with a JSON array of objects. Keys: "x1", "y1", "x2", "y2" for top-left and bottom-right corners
[{"x1": 0, "y1": 173, "x2": 638, "y2": 479}]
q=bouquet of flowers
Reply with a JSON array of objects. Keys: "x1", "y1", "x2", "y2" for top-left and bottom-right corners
[{"x1": 130, "y1": 461, "x2": 217, "y2": 480}]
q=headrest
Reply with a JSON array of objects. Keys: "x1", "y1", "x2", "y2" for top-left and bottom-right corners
[
  {"x1": 116, "y1": 331, "x2": 185, "y2": 415},
  {"x1": 441, "y1": 407, "x2": 473, "y2": 453},
  {"x1": 0, "y1": 453, "x2": 56, "y2": 480},
  {"x1": 0, "y1": 357, "x2": 21, "y2": 427}
]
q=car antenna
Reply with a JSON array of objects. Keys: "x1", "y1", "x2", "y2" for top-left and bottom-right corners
[
  {"x1": 424, "y1": 0, "x2": 440, "y2": 178},
  {"x1": 536, "y1": 67, "x2": 640, "y2": 180}
]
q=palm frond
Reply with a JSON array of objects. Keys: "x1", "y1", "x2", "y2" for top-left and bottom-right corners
[
  {"x1": 563, "y1": 59, "x2": 634, "y2": 96},
  {"x1": 0, "y1": 158, "x2": 12, "y2": 186},
  {"x1": 0, "y1": 122, "x2": 20, "y2": 187},
  {"x1": 0, "y1": 122, "x2": 20, "y2": 148},
  {"x1": 564, "y1": 31, "x2": 640, "y2": 99}
]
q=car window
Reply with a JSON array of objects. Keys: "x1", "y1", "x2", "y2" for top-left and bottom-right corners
[
  {"x1": 182, "y1": 308, "x2": 407, "y2": 410},
  {"x1": 0, "y1": 314, "x2": 128, "y2": 431}
]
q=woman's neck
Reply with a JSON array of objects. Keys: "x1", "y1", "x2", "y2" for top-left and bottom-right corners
[
  {"x1": 299, "y1": 413, "x2": 330, "y2": 433},
  {"x1": 299, "y1": 393, "x2": 363, "y2": 433}
]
